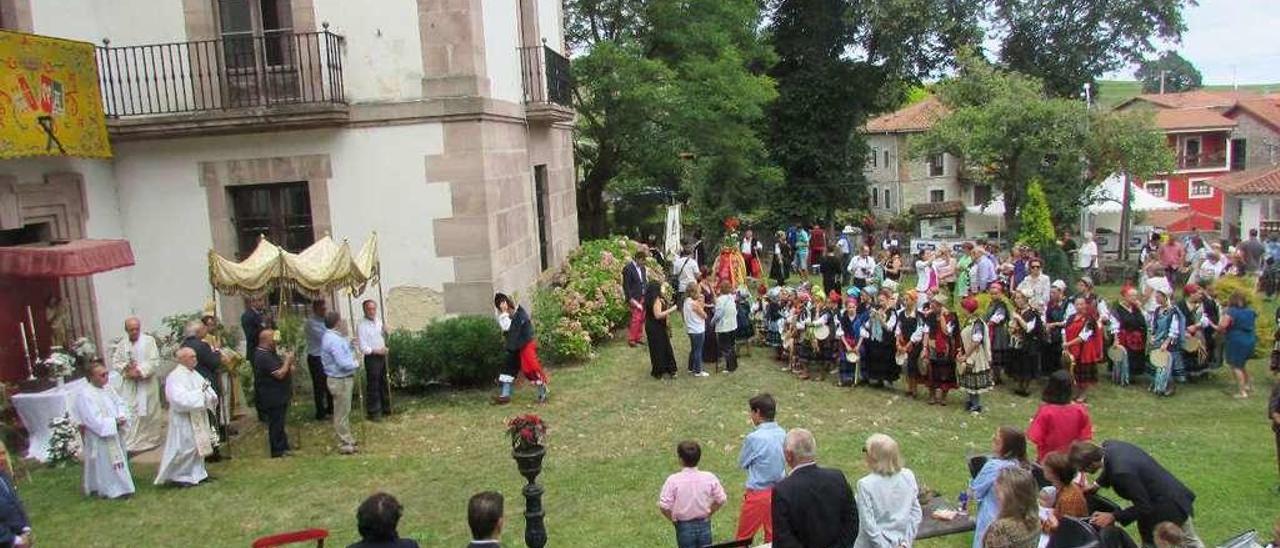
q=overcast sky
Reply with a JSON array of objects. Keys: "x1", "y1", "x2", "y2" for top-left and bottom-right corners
[{"x1": 1107, "y1": 0, "x2": 1280, "y2": 85}]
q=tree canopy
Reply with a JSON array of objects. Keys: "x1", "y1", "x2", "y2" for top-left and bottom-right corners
[
  {"x1": 1136, "y1": 51, "x2": 1203, "y2": 94},
  {"x1": 991, "y1": 0, "x2": 1192, "y2": 98}
]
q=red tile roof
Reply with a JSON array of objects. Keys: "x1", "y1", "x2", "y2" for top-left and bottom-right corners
[
  {"x1": 1207, "y1": 165, "x2": 1280, "y2": 195},
  {"x1": 1151, "y1": 108, "x2": 1237, "y2": 131},
  {"x1": 1227, "y1": 98, "x2": 1280, "y2": 132},
  {"x1": 1122, "y1": 90, "x2": 1258, "y2": 109},
  {"x1": 1144, "y1": 207, "x2": 1218, "y2": 233},
  {"x1": 865, "y1": 97, "x2": 948, "y2": 133}
]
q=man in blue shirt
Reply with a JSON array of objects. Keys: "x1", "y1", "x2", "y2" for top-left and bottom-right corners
[
  {"x1": 304, "y1": 299, "x2": 333, "y2": 421},
  {"x1": 320, "y1": 311, "x2": 359, "y2": 454},
  {"x1": 735, "y1": 393, "x2": 786, "y2": 544}
]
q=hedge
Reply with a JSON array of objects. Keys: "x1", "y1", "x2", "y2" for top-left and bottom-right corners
[{"x1": 388, "y1": 315, "x2": 504, "y2": 388}]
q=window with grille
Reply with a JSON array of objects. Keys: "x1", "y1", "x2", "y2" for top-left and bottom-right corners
[
  {"x1": 1189, "y1": 180, "x2": 1212, "y2": 198},
  {"x1": 1145, "y1": 182, "x2": 1167, "y2": 198},
  {"x1": 229, "y1": 182, "x2": 314, "y2": 258},
  {"x1": 930, "y1": 189, "x2": 945, "y2": 203},
  {"x1": 928, "y1": 153, "x2": 945, "y2": 177}
]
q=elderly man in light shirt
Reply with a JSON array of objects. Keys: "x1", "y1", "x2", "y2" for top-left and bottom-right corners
[
  {"x1": 320, "y1": 311, "x2": 360, "y2": 455},
  {"x1": 847, "y1": 246, "x2": 877, "y2": 289},
  {"x1": 356, "y1": 299, "x2": 391, "y2": 421}
]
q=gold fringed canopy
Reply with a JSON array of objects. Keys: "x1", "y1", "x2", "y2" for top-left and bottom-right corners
[{"x1": 209, "y1": 233, "x2": 380, "y2": 298}]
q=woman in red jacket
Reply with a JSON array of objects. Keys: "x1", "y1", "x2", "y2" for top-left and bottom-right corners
[
  {"x1": 1027, "y1": 371, "x2": 1093, "y2": 463},
  {"x1": 1063, "y1": 298, "x2": 1104, "y2": 403}
]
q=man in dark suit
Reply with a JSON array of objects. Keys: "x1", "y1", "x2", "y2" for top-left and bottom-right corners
[
  {"x1": 467, "y1": 491, "x2": 504, "y2": 547},
  {"x1": 770, "y1": 428, "x2": 858, "y2": 548},
  {"x1": 0, "y1": 444, "x2": 30, "y2": 548},
  {"x1": 252, "y1": 329, "x2": 294, "y2": 458},
  {"x1": 241, "y1": 295, "x2": 273, "y2": 352},
  {"x1": 349, "y1": 492, "x2": 419, "y2": 548},
  {"x1": 622, "y1": 249, "x2": 648, "y2": 347},
  {"x1": 1070, "y1": 440, "x2": 1201, "y2": 547}
]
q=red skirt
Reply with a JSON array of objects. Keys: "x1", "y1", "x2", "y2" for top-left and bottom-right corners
[{"x1": 519, "y1": 341, "x2": 549, "y2": 384}]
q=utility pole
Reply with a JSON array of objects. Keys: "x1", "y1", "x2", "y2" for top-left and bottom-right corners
[
  {"x1": 1119, "y1": 172, "x2": 1133, "y2": 262},
  {"x1": 1159, "y1": 70, "x2": 1167, "y2": 94}
]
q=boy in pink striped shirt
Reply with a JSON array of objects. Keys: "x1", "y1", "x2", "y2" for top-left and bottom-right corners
[{"x1": 659, "y1": 441, "x2": 728, "y2": 548}]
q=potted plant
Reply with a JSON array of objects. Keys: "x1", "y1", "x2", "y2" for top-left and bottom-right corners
[{"x1": 507, "y1": 414, "x2": 547, "y2": 482}]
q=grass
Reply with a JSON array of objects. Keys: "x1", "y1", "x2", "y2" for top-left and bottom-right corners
[
  {"x1": 1096, "y1": 79, "x2": 1280, "y2": 109},
  {"x1": 17, "y1": 283, "x2": 1280, "y2": 547}
]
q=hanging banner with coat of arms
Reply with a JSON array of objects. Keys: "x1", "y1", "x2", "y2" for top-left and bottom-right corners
[{"x1": 0, "y1": 30, "x2": 111, "y2": 159}]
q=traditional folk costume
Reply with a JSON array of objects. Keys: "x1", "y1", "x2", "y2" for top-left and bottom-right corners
[
  {"x1": 74, "y1": 382, "x2": 136, "y2": 499},
  {"x1": 896, "y1": 306, "x2": 927, "y2": 397},
  {"x1": 836, "y1": 302, "x2": 865, "y2": 386},
  {"x1": 1064, "y1": 310, "x2": 1104, "y2": 394},
  {"x1": 1111, "y1": 301, "x2": 1148, "y2": 386},
  {"x1": 985, "y1": 296, "x2": 1014, "y2": 384},
  {"x1": 957, "y1": 315, "x2": 994, "y2": 413},
  {"x1": 1008, "y1": 305, "x2": 1044, "y2": 392},
  {"x1": 741, "y1": 237, "x2": 763, "y2": 279},
  {"x1": 861, "y1": 303, "x2": 900, "y2": 385},
  {"x1": 1149, "y1": 303, "x2": 1183, "y2": 396},
  {"x1": 924, "y1": 309, "x2": 959, "y2": 405},
  {"x1": 1042, "y1": 297, "x2": 1067, "y2": 375},
  {"x1": 713, "y1": 247, "x2": 748, "y2": 288},
  {"x1": 154, "y1": 366, "x2": 219, "y2": 486},
  {"x1": 108, "y1": 333, "x2": 164, "y2": 453},
  {"x1": 764, "y1": 294, "x2": 784, "y2": 349},
  {"x1": 1174, "y1": 298, "x2": 1200, "y2": 381},
  {"x1": 496, "y1": 303, "x2": 549, "y2": 402}
]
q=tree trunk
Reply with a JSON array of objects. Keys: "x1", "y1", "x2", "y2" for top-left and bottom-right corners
[{"x1": 577, "y1": 145, "x2": 618, "y2": 239}]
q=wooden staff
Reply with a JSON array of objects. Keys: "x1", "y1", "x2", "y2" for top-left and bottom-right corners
[
  {"x1": 347, "y1": 291, "x2": 368, "y2": 444},
  {"x1": 375, "y1": 260, "x2": 393, "y2": 412}
]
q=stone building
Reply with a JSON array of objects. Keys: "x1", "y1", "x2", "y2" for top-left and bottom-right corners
[{"x1": 0, "y1": 0, "x2": 578, "y2": 346}]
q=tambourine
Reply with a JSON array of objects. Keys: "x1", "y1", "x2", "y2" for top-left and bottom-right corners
[{"x1": 813, "y1": 324, "x2": 831, "y2": 341}]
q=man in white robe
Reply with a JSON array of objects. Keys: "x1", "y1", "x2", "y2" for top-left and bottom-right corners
[
  {"x1": 154, "y1": 347, "x2": 219, "y2": 487},
  {"x1": 74, "y1": 362, "x2": 136, "y2": 499},
  {"x1": 109, "y1": 317, "x2": 164, "y2": 453}
]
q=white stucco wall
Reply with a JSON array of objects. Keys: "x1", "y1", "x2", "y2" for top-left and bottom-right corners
[
  {"x1": 99, "y1": 123, "x2": 450, "y2": 333},
  {"x1": 484, "y1": 0, "x2": 525, "y2": 104},
  {"x1": 315, "y1": 0, "x2": 425, "y2": 103},
  {"x1": 537, "y1": 0, "x2": 565, "y2": 52},
  {"x1": 29, "y1": 0, "x2": 187, "y2": 44}
]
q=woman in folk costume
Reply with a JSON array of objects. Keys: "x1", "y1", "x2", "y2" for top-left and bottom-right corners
[
  {"x1": 1063, "y1": 297, "x2": 1105, "y2": 403},
  {"x1": 956, "y1": 296, "x2": 994, "y2": 413},
  {"x1": 813, "y1": 291, "x2": 842, "y2": 379},
  {"x1": 923, "y1": 294, "x2": 959, "y2": 406},
  {"x1": 1148, "y1": 288, "x2": 1183, "y2": 397},
  {"x1": 896, "y1": 289, "x2": 928, "y2": 399},
  {"x1": 984, "y1": 282, "x2": 1015, "y2": 385},
  {"x1": 837, "y1": 292, "x2": 867, "y2": 387},
  {"x1": 771, "y1": 231, "x2": 792, "y2": 286},
  {"x1": 862, "y1": 287, "x2": 901, "y2": 387},
  {"x1": 1110, "y1": 286, "x2": 1148, "y2": 387},
  {"x1": 1042, "y1": 280, "x2": 1069, "y2": 375},
  {"x1": 1008, "y1": 291, "x2": 1044, "y2": 397},
  {"x1": 764, "y1": 287, "x2": 785, "y2": 350},
  {"x1": 740, "y1": 229, "x2": 763, "y2": 279},
  {"x1": 785, "y1": 293, "x2": 812, "y2": 376},
  {"x1": 494, "y1": 293, "x2": 549, "y2": 403}
]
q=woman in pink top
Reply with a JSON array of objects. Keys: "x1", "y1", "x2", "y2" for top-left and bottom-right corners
[
  {"x1": 1027, "y1": 371, "x2": 1094, "y2": 463},
  {"x1": 659, "y1": 441, "x2": 728, "y2": 548}
]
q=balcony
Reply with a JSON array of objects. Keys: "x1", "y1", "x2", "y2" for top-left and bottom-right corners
[
  {"x1": 1175, "y1": 151, "x2": 1228, "y2": 172},
  {"x1": 96, "y1": 30, "x2": 347, "y2": 139},
  {"x1": 519, "y1": 45, "x2": 574, "y2": 123}
]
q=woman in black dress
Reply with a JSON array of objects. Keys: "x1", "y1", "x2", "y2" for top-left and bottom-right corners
[
  {"x1": 699, "y1": 272, "x2": 720, "y2": 365},
  {"x1": 1009, "y1": 291, "x2": 1043, "y2": 396},
  {"x1": 644, "y1": 280, "x2": 679, "y2": 379}
]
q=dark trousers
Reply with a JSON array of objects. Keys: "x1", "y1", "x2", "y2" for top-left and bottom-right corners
[
  {"x1": 261, "y1": 404, "x2": 290, "y2": 457},
  {"x1": 365, "y1": 354, "x2": 391, "y2": 417},
  {"x1": 717, "y1": 332, "x2": 738, "y2": 372},
  {"x1": 307, "y1": 355, "x2": 332, "y2": 419}
]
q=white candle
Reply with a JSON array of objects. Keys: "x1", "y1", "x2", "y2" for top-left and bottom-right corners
[
  {"x1": 19, "y1": 322, "x2": 30, "y2": 359},
  {"x1": 25, "y1": 306, "x2": 36, "y2": 347}
]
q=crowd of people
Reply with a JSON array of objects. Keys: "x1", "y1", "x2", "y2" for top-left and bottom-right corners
[
  {"x1": 635, "y1": 222, "x2": 1280, "y2": 408},
  {"x1": 648, "y1": 392, "x2": 1248, "y2": 548}
]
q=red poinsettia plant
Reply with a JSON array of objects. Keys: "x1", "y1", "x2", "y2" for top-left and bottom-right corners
[
  {"x1": 506, "y1": 414, "x2": 547, "y2": 451},
  {"x1": 723, "y1": 216, "x2": 740, "y2": 232}
]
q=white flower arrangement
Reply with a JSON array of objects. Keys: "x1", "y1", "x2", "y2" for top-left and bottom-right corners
[
  {"x1": 70, "y1": 337, "x2": 98, "y2": 361},
  {"x1": 39, "y1": 349, "x2": 76, "y2": 380},
  {"x1": 46, "y1": 414, "x2": 80, "y2": 467}
]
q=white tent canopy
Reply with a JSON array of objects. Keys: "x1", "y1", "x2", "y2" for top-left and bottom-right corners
[{"x1": 1086, "y1": 174, "x2": 1183, "y2": 214}]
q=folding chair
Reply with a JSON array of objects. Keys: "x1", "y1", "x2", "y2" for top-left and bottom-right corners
[{"x1": 251, "y1": 528, "x2": 330, "y2": 548}]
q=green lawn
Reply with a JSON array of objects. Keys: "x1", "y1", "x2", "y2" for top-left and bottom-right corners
[
  {"x1": 18, "y1": 286, "x2": 1280, "y2": 547},
  {"x1": 1096, "y1": 79, "x2": 1280, "y2": 109}
]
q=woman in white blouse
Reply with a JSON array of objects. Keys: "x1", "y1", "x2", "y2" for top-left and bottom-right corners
[{"x1": 854, "y1": 433, "x2": 922, "y2": 548}]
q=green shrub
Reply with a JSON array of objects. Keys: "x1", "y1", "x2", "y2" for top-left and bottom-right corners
[
  {"x1": 388, "y1": 316, "x2": 504, "y2": 388},
  {"x1": 1209, "y1": 276, "x2": 1273, "y2": 358},
  {"x1": 533, "y1": 287, "x2": 592, "y2": 364}
]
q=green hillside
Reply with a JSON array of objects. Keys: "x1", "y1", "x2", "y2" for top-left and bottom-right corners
[{"x1": 1096, "y1": 79, "x2": 1280, "y2": 109}]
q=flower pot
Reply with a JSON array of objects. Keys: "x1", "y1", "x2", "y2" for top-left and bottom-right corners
[{"x1": 512, "y1": 445, "x2": 546, "y2": 484}]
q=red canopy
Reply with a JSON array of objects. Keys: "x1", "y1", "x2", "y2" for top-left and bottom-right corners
[{"x1": 0, "y1": 239, "x2": 135, "y2": 278}]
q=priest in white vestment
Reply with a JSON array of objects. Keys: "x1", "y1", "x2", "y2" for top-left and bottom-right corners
[
  {"x1": 109, "y1": 317, "x2": 164, "y2": 453},
  {"x1": 74, "y1": 362, "x2": 136, "y2": 499},
  {"x1": 155, "y1": 347, "x2": 219, "y2": 487}
]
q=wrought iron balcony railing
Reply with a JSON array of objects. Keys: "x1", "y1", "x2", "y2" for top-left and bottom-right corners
[
  {"x1": 519, "y1": 44, "x2": 572, "y2": 109},
  {"x1": 96, "y1": 30, "x2": 345, "y2": 117}
]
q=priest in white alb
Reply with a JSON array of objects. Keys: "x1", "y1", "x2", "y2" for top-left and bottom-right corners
[
  {"x1": 155, "y1": 347, "x2": 219, "y2": 487},
  {"x1": 109, "y1": 317, "x2": 164, "y2": 453},
  {"x1": 74, "y1": 362, "x2": 136, "y2": 499}
]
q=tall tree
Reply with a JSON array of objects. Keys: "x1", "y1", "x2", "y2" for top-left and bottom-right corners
[
  {"x1": 767, "y1": 0, "x2": 985, "y2": 225},
  {"x1": 1135, "y1": 51, "x2": 1203, "y2": 94},
  {"x1": 993, "y1": 0, "x2": 1192, "y2": 98},
  {"x1": 567, "y1": 0, "x2": 777, "y2": 238}
]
